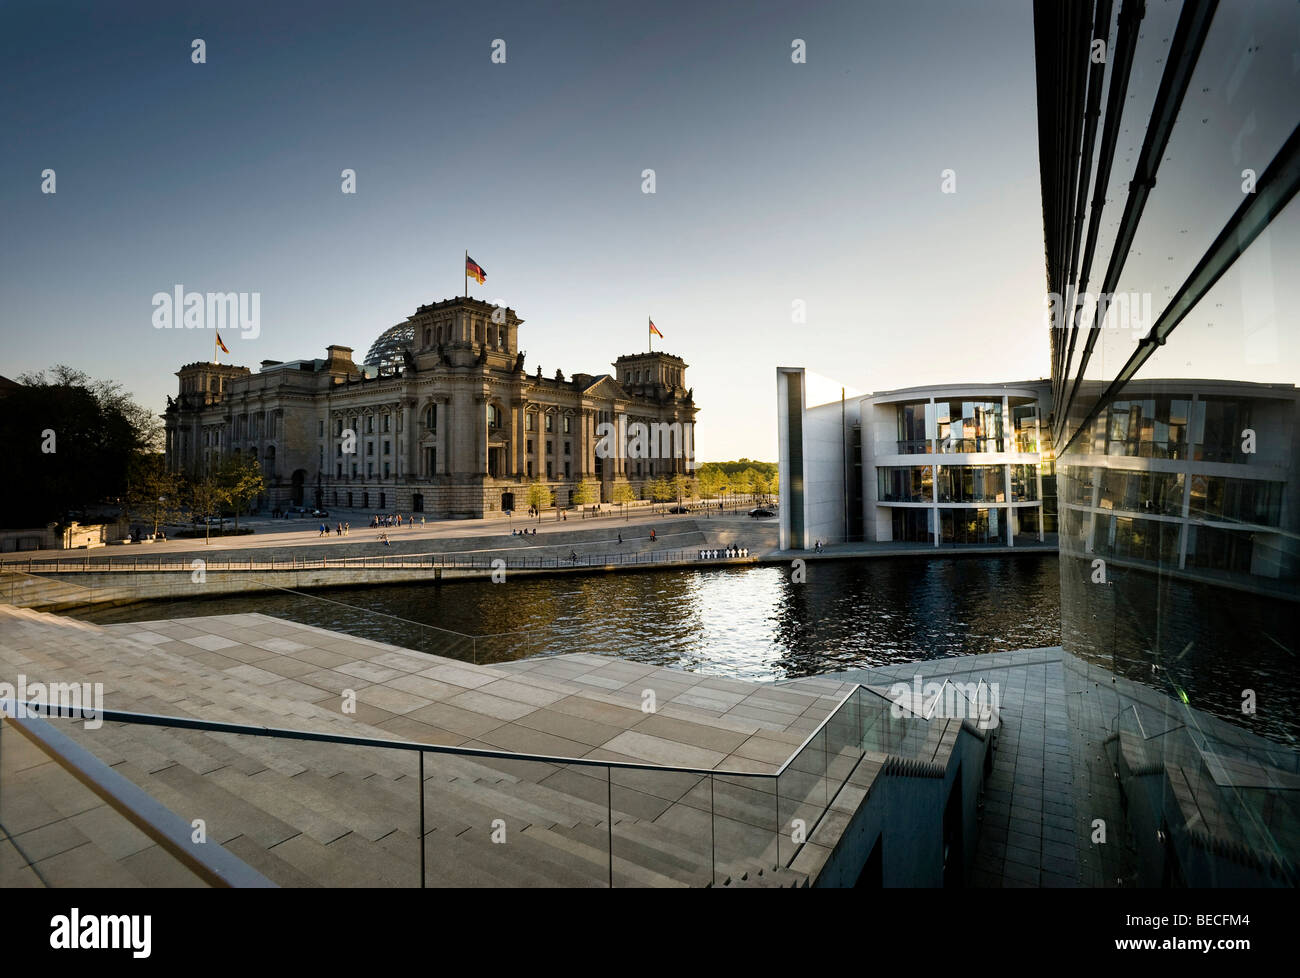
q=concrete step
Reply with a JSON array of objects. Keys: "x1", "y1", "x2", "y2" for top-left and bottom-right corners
[
  {"x1": 558, "y1": 821, "x2": 712, "y2": 886},
  {"x1": 421, "y1": 824, "x2": 606, "y2": 888},
  {"x1": 430, "y1": 776, "x2": 585, "y2": 830},
  {"x1": 520, "y1": 823, "x2": 688, "y2": 888}
]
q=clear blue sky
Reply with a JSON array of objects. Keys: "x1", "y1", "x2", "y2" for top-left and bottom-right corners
[{"x1": 1, "y1": 0, "x2": 1052, "y2": 461}]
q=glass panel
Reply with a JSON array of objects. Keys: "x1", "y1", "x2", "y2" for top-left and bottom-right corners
[
  {"x1": 776, "y1": 726, "x2": 827, "y2": 866},
  {"x1": 609, "y1": 765, "x2": 710, "y2": 887},
  {"x1": 711, "y1": 772, "x2": 779, "y2": 884}
]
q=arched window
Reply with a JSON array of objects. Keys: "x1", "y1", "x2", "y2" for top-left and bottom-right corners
[
  {"x1": 488, "y1": 404, "x2": 502, "y2": 431},
  {"x1": 425, "y1": 403, "x2": 437, "y2": 430}
]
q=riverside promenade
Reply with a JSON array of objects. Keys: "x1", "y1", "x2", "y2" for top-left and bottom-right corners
[{"x1": 2, "y1": 511, "x2": 1056, "y2": 613}]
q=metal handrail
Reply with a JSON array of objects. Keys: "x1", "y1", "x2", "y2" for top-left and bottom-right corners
[
  {"x1": 0, "y1": 710, "x2": 276, "y2": 888},
  {"x1": 6, "y1": 546, "x2": 755, "y2": 574}
]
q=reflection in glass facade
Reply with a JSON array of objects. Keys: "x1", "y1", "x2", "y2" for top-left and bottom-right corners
[
  {"x1": 862, "y1": 383, "x2": 1051, "y2": 549},
  {"x1": 878, "y1": 465, "x2": 932, "y2": 503},
  {"x1": 1037, "y1": 0, "x2": 1299, "y2": 886},
  {"x1": 935, "y1": 400, "x2": 1005, "y2": 453}
]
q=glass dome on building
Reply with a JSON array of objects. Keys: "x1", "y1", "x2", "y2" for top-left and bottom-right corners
[{"x1": 363, "y1": 323, "x2": 416, "y2": 373}]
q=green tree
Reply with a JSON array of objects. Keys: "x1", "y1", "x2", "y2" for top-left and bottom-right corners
[
  {"x1": 3, "y1": 366, "x2": 160, "y2": 526},
  {"x1": 610, "y1": 481, "x2": 636, "y2": 519},
  {"x1": 730, "y1": 469, "x2": 753, "y2": 505},
  {"x1": 217, "y1": 455, "x2": 265, "y2": 532},
  {"x1": 525, "y1": 481, "x2": 553, "y2": 517},
  {"x1": 671, "y1": 474, "x2": 695, "y2": 505},
  {"x1": 125, "y1": 454, "x2": 185, "y2": 536},
  {"x1": 185, "y1": 473, "x2": 230, "y2": 545},
  {"x1": 569, "y1": 480, "x2": 599, "y2": 509},
  {"x1": 696, "y1": 468, "x2": 724, "y2": 504},
  {"x1": 646, "y1": 477, "x2": 673, "y2": 511}
]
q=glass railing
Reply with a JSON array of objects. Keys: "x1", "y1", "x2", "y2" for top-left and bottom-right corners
[{"x1": 1, "y1": 683, "x2": 883, "y2": 887}]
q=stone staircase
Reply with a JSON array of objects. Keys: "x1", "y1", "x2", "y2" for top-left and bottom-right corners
[{"x1": 0, "y1": 605, "x2": 820, "y2": 887}]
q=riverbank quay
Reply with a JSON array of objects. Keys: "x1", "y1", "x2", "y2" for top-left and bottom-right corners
[{"x1": 767, "y1": 536, "x2": 1058, "y2": 563}]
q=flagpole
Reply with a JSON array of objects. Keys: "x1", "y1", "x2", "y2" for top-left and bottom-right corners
[
  {"x1": 465, "y1": 249, "x2": 468, "y2": 299},
  {"x1": 213, "y1": 330, "x2": 218, "y2": 365}
]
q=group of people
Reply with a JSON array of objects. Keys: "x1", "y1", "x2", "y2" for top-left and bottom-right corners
[
  {"x1": 511, "y1": 528, "x2": 538, "y2": 536},
  {"x1": 698, "y1": 546, "x2": 749, "y2": 559},
  {"x1": 320, "y1": 522, "x2": 351, "y2": 537},
  {"x1": 371, "y1": 514, "x2": 423, "y2": 529}
]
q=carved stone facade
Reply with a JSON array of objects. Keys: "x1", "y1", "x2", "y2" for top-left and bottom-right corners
[{"x1": 163, "y1": 298, "x2": 698, "y2": 516}]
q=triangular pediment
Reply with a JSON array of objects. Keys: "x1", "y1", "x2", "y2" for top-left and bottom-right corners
[{"x1": 581, "y1": 374, "x2": 628, "y2": 400}]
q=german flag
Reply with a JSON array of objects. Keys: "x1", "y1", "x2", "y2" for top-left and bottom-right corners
[
  {"x1": 216, "y1": 332, "x2": 230, "y2": 354},
  {"x1": 466, "y1": 255, "x2": 486, "y2": 284},
  {"x1": 649, "y1": 318, "x2": 663, "y2": 338}
]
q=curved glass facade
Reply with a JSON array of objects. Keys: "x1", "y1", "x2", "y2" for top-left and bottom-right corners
[
  {"x1": 935, "y1": 400, "x2": 1004, "y2": 453},
  {"x1": 863, "y1": 385, "x2": 1049, "y2": 549},
  {"x1": 1038, "y1": 0, "x2": 1300, "y2": 885}
]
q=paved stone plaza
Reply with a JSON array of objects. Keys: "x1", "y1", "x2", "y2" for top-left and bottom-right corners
[{"x1": 0, "y1": 606, "x2": 867, "y2": 886}]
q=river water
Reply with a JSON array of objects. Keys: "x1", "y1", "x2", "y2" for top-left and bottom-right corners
[{"x1": 83, "y1": 555, "x2": 1062, "y2": 681}]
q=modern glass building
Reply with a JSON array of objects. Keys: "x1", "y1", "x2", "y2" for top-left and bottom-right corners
[
  {"x1": 1036, "y1": 0, "x2": 1299, "y2": 884},
  {"x1": 861, "y1": 382, "x2": 1053, "y2": 548},
  {"x1": 775, "y1": 372, "x2": 1054, "y2": 550}
]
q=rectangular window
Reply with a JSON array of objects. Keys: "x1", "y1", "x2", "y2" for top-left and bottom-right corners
[
  {"x1": 383, "y1": 440, "x2": 390, "y2": 455},
  {"x1": 545, "y1": 415, "x2": 553, "y2": 432},
  {"x1": 384, "y1": 462, "x2": 390, "y2": 479},
  {"x1": 564, "y1": 417, "x2": 571, "y2": 434},
  {"x1": 319, "y1": 421, "x2": 324, "y2": 437},
  {"x1": 546, "y1": 440, "x2": 552, "y2": 455},
  {"x1": 564, "y1": 441, "x2": 571, "y2": 456}
]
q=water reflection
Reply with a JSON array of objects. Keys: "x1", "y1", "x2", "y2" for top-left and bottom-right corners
[
  {"x1": 1060, "y1": 556, "x2": 1299, "y2": 747},
  {"x1": 84, "y1": 556, "x2": 1061, "y2": 681}
]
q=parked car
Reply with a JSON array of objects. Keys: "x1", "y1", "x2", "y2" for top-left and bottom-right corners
[
  {"x1": 668, "y1": 505, "x2": 691, "y2": 514},
  {"x1": 748, "y1": 507, "x2": 774, "y2": 518},
  {"x1": 310, "y1": 508, "x2": 330, "y2": 518}
]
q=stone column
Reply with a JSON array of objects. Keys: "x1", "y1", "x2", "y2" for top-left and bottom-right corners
[
  {"x1": 514, "y1": 402, "x2": 526, "y2": 477},
  {"x1": 440, "y1": 394, "x2": 452, "y2": 475},
  {"x1": 473, "y1": 394, "x2": 487, "y2": 475}
]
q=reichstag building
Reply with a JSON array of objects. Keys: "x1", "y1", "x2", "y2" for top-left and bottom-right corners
[{"x1": 163, "y1": 297, "x2": 698, "y2": 517}]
